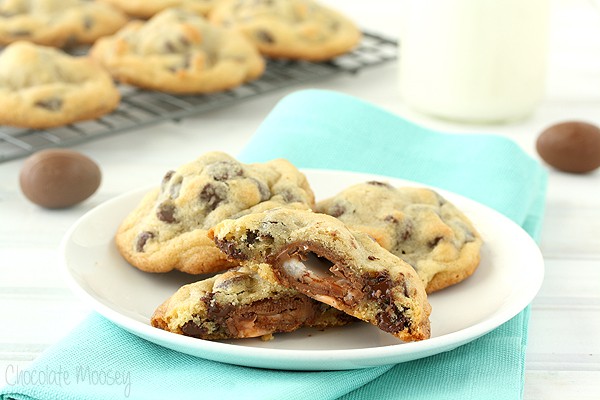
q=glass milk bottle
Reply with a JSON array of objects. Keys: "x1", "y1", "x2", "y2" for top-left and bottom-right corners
[{"x1": 398, "y1": 0, "x2": 550, "y2": 123}]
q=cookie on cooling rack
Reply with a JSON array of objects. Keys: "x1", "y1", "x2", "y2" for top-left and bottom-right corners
[
  {"x1": 115, "y1": 151, "x2": 315, "y2": 275},
  {"x1": 90, "y1": 8, "x2": 265, "y2": 94},
  {"x1": 316, "y1": 181, "x2": 483, "y2": 293},
  {"x1": 0, "y1": 41, "x2": 120, "y2": 129},
  {"x1": 99, "y1": 0, "x2": 217, "y2": 19},
  {"x1": 0, "y1": 0, "x2": 128, "y2": 47},
  {"x1": 210, "y1": 207, "x2": 431, "y2": 342},
  {"x1": 209, "y1": 0, "x2": 362, "y2": 61},
  {"x1": 152, "y1": 265, "x2": 354, "y2": 340}
]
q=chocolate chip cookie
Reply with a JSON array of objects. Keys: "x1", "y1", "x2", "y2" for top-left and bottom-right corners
[
  {"x1": 209, "y1": 207, "x2": 431, "y2": 342},
  {"x1": 0, "y1": 41, "x2": 121, "y2": 129},
  {"x1": 115, "y1": 152, "x2": 315, "y2": 275},
  {"x1": 100, "y1": 0, "x2": 216, "y2": 19},
  {"x1": 90, "y1": 8, "x2": 265, "y2": 94},
  {"x1": 209, "y1": 0, "x2": 362, "y2": 61},
  {"x1": 0, "y1": 0, "x2": 128, "y2": 47},
  {"x1": 152, "y1": 265, "x2": 355, "y2": 340},
  {"x1": 316, "y1": 181, "x2": 483, "y2": 293}
]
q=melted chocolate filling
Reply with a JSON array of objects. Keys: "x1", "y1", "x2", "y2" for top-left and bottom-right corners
[
  {"x1": 181, "y1": 295, "x2": 324, "y2": 339},
  {"x1": 271, "y1": 242, "x2": 411, "y2": 334}
]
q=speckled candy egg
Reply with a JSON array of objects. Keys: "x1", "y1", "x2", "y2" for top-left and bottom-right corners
[
  {"x1": 536, "y1": 121, "x2": 600, "y2": 173},
  {"x1": 19, "y1": 149, "x2": 102, "y2": 208}
]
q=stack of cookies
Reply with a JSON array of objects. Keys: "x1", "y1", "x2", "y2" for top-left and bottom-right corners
[
  {"x1": 114, "y1": 152, "x2": 483, "y2": 343},
  {"x1": 0, "y1": 0, "x2": 362, "y2": 128}
]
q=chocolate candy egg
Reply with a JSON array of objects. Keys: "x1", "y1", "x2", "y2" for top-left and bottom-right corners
[
  {"x1": 19, "y1": 149, "x2": 101, "y2": 208},
  {"x1": 536, "y1": 121, "x2": 600, "y2": 173}
]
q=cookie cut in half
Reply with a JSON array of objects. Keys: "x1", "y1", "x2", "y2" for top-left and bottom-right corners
[
  {"x1": 151, "y1": 266, "x2": 355, "y2": 340},
  {"x1": 115, "y1": 152, "x2": 315, "y2": 274},
  {"x1": 0, "y1": 0, "x2": 128, "y2": 47},
  {"x1": 90, "y1": 8, "x2": 265, "y2": 94},
  {"x1": 0, "y1": 41, "x2": 120, "y2": 129},
  {"x1": 316, "y1": 181, "x2": 483, "y2": 293},
  {"x1": 100, "y1": 0, "x2": 217, "y2": 19},
  {"x1": 209, "y1": 0, "x2": 361, "y2": 61},
  {"x1": 209, "y1": 207, "x2": 432, "y2": 342}
]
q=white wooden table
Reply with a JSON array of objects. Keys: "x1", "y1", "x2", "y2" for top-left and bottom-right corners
[{"x1": 1, "y1": 1, "x2": 598, "y2": 398}]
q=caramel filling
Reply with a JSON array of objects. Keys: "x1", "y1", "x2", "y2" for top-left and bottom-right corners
[
  {"x1": 272, "y1": 242, "x2": 411, "y2": 335},
  {"x1": 181, "y1": 296, "x2": 320, "y2": 339}
]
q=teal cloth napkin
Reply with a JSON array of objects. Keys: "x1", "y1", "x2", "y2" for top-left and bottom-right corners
[{"x1": 1, "y1": 89, "x2": 547, "y2": 400}]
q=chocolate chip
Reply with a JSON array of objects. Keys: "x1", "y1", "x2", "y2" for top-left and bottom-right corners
[
  {"x1": 250, "y1": 178, "x2": 271, "y2": 201},
  {"x1": 206, "y1": 161, "x2": 243, "y2": 181},
  {"x1": 280, "y1": 189, "x2": 301, "y2": 203},
  {"x1": 83, "y1": 15, "x2": 94, "y2": 31},
  {"x1": 368, "y1": 255, "x2": 378, "y2": 261},
  {"x1": 329, "y1": 204, "x2": 346, "y2": 218},
  {"x1": 384, "y1": 215, "x2": 397, "y2": 223},
  {"x1": 157, "y1": 202, "x2": 176, "y2": 223},
  {"x1": 179, "y1": 35, "x2": 190, "y2": 47},
  {"x1": 214, "y1": 238, "x2": 248, "y2": 261},
  {"x1": 245, "y1": 230, "x2": 259, "y2": 244},
  {"x1": 377, "y1": 304, "x2": 408, "y2": 333},
  {"x1": 34, "y1": 98, "x2": 63, "y2": 112},
  {"x1": 164, "y1": 41, "x2": 177, "y2": 53},
  {"x1": 9, "y1": 30, "x2": 31, "y2": 37},
  {"x1": 245, "y1": 229, "x2": 273, "y2": 245},
  {"x1": 167, "y1": 55, "x2": 191, "y2": 73},
  {"x1": 397, "y1": 220, "x2": 413, "y2": 242},
  {"x1": 367, "y1": 181, "x2": 393, "y2": 189},
  {"x1": 164, "y1": 35, "x2": 192, "y2": 54},
  {"x1": 199, "y1": 183, "x2": 228, "y2": 211},
  {"x1": 181, "y1": 318, "x2": 210, "y2": 338},
  {"x1": 364, "y1": 272, "x2": 409, "y2": 333},
  {"x1": 135, "y1": 231, "x2": 155, "y2": 252},
  {"x1": 255, "y1": 29, "x2": 275, "y2": 44},
  {"x1": 434, "y1": 192, "x2": 447, "y2": 206},
  {"x1": 365, "y1": 272, "x2": 391, "y2": 300},
  {"x1": 428, "y1": 236, "x2": 443, "y2": 248},
  {"x1": 161, "y1": 170, "x2": 175, "y2": 191}
]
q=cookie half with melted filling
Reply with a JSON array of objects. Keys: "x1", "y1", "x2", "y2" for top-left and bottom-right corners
[
  {"x1": 0, "y1": 41, "x2": 120, "y2": 128},
  {"x1": 316, "y1": 181, "x2": 483, "y2": 293},
  {"x1": 151, "y1": 265, "x2": 354, "y2": 340},
  {"x1": 209, "y1": 207, "x2": 431, "y2": 342},
  {"x1": 209, "y1": 0, "x2": 361, "y2": 61},
  {"x1": 115, "y1": 152, "x2": 315, "y2": 274},
  {"x1": 90, "y1": 8, "x2": 264, "y2": 93}
]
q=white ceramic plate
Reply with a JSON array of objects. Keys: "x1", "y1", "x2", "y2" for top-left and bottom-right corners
[{"x1": 61, "y1": 169, "x2": 544, "y2": 370}]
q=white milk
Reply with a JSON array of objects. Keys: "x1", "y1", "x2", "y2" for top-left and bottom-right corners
[{"x1": 398, "y1": 0, "x2": 550, "y2": 123}]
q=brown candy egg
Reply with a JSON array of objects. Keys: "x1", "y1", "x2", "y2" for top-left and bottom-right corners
[
  {"x1": 536, "y1": 121, "x2": 600, "y2": 173},
  {"x1": 19, "y1": 149, "x2": 101, "y2": 209}
]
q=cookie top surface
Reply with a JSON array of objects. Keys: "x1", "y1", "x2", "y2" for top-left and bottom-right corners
[
  {"x1": 209, "y1": 0, "x2": 361, "y2": 61},
  {"x1": 0, "y1": 41, "x2": 120, "y2": 128},
  {"x1": 316, "y1": 181, "x2": 483, "y2": 293},
  {"x1": 210, "y1": 207, "x2": 431, "y2": 342},
  {"x1": 90, "y1": 8, "x2": 265, "y2": 93},
  {"x1": 115, "y1": 151, "x2": 315, "y2": 274},
  {"x1": 100, "y1": 0, "x2": 217, "y2": 19},
  {"x1": 0, "y1": 0, "x2": 128, "y2": 47}
]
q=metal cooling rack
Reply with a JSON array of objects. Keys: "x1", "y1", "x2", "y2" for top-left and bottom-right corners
[{"x1": 0, "y1": 31, "x2": 397, "y2": 163}]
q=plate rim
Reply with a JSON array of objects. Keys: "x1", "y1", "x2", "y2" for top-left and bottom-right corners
[{"x1": 60, "y1": 168, "x2": 545, "y2": 370}]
